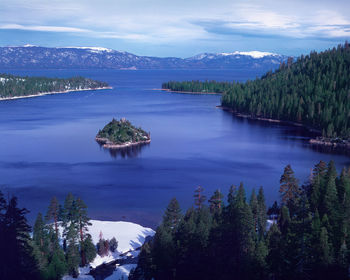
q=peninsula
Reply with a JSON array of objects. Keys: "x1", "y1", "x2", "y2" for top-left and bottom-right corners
[
  {"x1": 96, "y1": 118, "x2": 151, "y2": 149},
  {"x1": 0, "y1": 73, "x2": 110, "y2": 100},
  {"x1": 162, "y1": 43, "x2": 350, "y2": 151}
]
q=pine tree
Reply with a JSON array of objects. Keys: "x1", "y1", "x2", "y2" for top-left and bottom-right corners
[
  {"x1": 97, "y1": 231, "x2": 106, "y2": 256},
  {"x1": 82, "y1": 236, "x2": 97, "y2": 264},
  {"x1": 0, "y1": 194, "x2": 40, "y2": 279},
  {"x1": 279, "y1": 164, "x2": 300, "y2": 214},
  {"x1": 257, "y1": 187, "x2": 267, "y2": 239},
  {"x1": 46, "y1": 247, "x2": 67, "y2": 280},
  {"x1": 65, "y1": 222, "x2": 80, "y2": 277},
  {"x1": 319, "y1": 227, "x2": 333, "y2": 265},
  {"x1": 162, "y1": 197, "x2": 182, "y2": 231},
  {"x1": 338, "y1": 168, "x2": 350, "y2": 204},
  {"x1": 250, "y1": 189, "x2": 258, "y2": 234},
  {"x1": 61, "y1": 194, "x2": 80, "y2": 276},
  {"x1": 194, "y1": 186, "x2": 206, "y2": 209},
  {"x1": 33, "y1": 213, "x2": 49, "y2": 272},
  {"x1": 208, "y1": 189, "x2": 224, "y2": 217},
  {"x1": 227, "y1": 184, "x2": 237, "y2": 206},
  {"x1": 76, "y1": 197, "x2": 92, "y2": 266},
  {"x1": 45, "y1": 197, "x2": 60, "y2": 238},
  {"x1": 266, "y1": 223, "x2": 283, "y2": 279},
  {"x1": 109, "y1": 237, "x2": 118, "y2": 253}
]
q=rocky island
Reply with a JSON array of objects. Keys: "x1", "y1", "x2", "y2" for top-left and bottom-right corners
[{"x1": 96, "y1": 118, "x2": 151, "y2": 149}]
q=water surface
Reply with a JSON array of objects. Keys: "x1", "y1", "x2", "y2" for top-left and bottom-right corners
[{"x1": 1, "y1": 69, "x2": 349, "y2": 227}]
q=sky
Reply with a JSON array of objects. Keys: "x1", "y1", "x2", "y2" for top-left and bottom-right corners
[{"x1": 0, "y1": 0, "x2": 349, "y2": 57}]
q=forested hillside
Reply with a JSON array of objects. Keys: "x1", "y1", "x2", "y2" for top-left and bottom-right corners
[
  {"x1": 162, "y1": 80, "x2": 232, "y2": 94},
  {"x1": 130, "y1": 161, "x2": 350, "y2": 280},
  {"x1": 0, "y1": 73, "x2": 109, "y2": 99},
  {"x1": 3, "y1": 161, "x2": 350, "y2": 279},
  {"x1": 163, "y1": 43, "x2": 350, "y2": 139}
]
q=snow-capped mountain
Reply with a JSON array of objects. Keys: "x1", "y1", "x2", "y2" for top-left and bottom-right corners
[
  {"x1": 189, "y1": 51, "x2": 281, "y2": 60},
  {"x1": 0, "y1": 45, "x2": 288, "y2": 70}
]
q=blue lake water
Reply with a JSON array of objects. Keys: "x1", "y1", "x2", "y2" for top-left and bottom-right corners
[{"x1": 1, "y1": 69, "x2": 349, "y2": 227}]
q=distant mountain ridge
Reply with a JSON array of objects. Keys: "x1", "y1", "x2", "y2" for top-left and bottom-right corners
[{"x1": 0, "y1": 45, "x2": 289, "y2": 70}]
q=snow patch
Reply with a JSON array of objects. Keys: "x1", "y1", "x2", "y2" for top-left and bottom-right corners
[
  {"x1": 60, "y1": 46, "x2": 114, "y2": 53},
  {"x1": 58, "y1": 220, "x2": 154, "y2": 270},
  {"x1": 87, "y1": 220, "x2": 154, "y2": 252},
  {"x1": 105, "y1": 264, "x2": 137, "y2": 280},
  {"x1": 62, "y1": 267, "x2": 94, "y2": 280},
  {"x1": 189, "y1": 51, "x2": 280, "y2": 60}
]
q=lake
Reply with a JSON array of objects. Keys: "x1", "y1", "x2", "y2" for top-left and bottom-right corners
[{"x1": 1, "y1": 69, "x2": 349, "y2": 228}]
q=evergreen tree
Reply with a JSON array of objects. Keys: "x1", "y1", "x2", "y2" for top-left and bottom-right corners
[
  {"x1": 208, "y1": 189, "x2": 224, "y2": 224},
  {"x1": 45, "y1": 248, "x2": 67, "y2": 280},
  {"x1": 266, "y1": 223, "x2": 283, "y2": 279},
  {"x1": 76, "y1": 197, "x2": 92, "y2": 266},
  {"x1": 82, "y1": 236, "x2": 97, "y2": 264},
  {"x1": 109, "y1": 237, "x2": 118, "y2": 253},
  {"x1": 97, "y1": 231, "x2": 107, "y2": 257},
  {"x1": 162, "y1": 198, "x2": 182, "y2": 231},
  {"x1": 0, "y1": 194, "x2": 40, "y2": 280},
  {"x1": 250, "y1": 189, "x2": 258, "y2": 234},
  {"x1": 65, "y1": 222, "x2": 80, "y2": 277},
  {"x1": 257, "y1": 187, "x2": 267, "y2": 239},
  {"x1": 33, "y1": 213, "x2": 49, "y2": 272},
  {"x1": 279, "y1": 164, "x2": 300, "y2": 214},
  {"x1": 194, "y1": 186, "x2": 206, "y2": 209},
  {"x1": 45, "y1": 197, "x2": 60, "y2": 238}
]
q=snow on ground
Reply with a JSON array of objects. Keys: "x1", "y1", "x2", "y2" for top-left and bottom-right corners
[
  {"x1": 105, "y1": 264, "x2": 137, "y2": 280},
  {"x1": 59, "y1": 220, "x2": 154, "y2": 279},
  {"x1": 87, "y1": 220, "x2": 154, "y2": 268},
  {"x1": 62, "y1": 267, "x2": 94, "y2": 280},
  {"x1": 88, "y1": 220, "x2": 155, "y2": 253}
]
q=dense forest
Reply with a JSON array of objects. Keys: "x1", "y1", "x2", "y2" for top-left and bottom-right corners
[
  {"x1": 162, "y1": 43, "x2": 350, "y2": 139},
  {"x1": 0, "y1": 73, "x2": 109, "y2": 98},
  {"x1": 3, "y1": 161, "x2": 350, "y2": 279},
  {"x1": 130, "y1": 161, "x2": 350, "y2": 280},
  {"x1": 162, "y1": 80, "x2": 232, "y2": 94}
]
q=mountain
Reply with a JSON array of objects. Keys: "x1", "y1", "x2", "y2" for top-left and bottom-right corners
[{"x1": 0, "y1": 45, "x2": 288, "y2": 70}]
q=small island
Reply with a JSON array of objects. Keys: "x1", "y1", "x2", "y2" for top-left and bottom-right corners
[{"x1": 96, "y1": 118, "x2": 151, "y2": 149}]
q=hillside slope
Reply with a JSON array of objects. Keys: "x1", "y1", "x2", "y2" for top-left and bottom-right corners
[{"x1": 0, "y1": 45, "x2": 288, "y2": 70}]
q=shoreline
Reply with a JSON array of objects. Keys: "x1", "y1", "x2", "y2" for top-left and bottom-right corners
[
  {"x1": 0, "y1": 86, "x2": 112, "y2": 101},
  {"x1": 217, "y1": 105, "x2": 321, "y2": 133},
  {"x1": 217, "y1": 105, "x2": 350, "y2": 152},
  {"x1": 95, "y1": 137, "x2": 151, "y2": 149},
  {"x1": 154, "y1": 88, "x2": 222, "y2": 95}
]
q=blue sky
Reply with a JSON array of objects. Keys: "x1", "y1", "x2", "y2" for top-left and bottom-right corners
[{"x1": 0, "y1": 0, "x2": 349, "y2": 57}]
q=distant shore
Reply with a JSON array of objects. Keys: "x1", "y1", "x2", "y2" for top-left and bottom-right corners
[
  {"x1": 154, "y1": 88, "x2": 222, "y2": 95},
  {"x1": 218, "y1": 105, "x2": 350, "y2": 151},
  {"x1": 0, "y1": 86, "x2": 112, "y2": 101},
  {"x1": 96, "y1": 137, "x2": 151, "y2": 149},
  {"x1": 217, "y1": 105, "x2": 350, "y2": 151},
  {"x1": 217, "y1": 105, "x2": 319, "y2": 131}
]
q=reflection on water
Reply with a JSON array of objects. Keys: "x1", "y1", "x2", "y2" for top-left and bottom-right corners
[
  {"x1": 97, "y1": 141, "x2": 150, "y2": 158},
  {"x1": 304, "y1": 143, "x2": 350, "y2": 158}
]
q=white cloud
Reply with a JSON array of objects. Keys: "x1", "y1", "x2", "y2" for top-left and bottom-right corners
[
  {"x1": 0, "y1": 24, "x2": 89, "y2": 33},
  {"x1": 0, "y1": 0, "x2": 349, "y2": 45}
]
